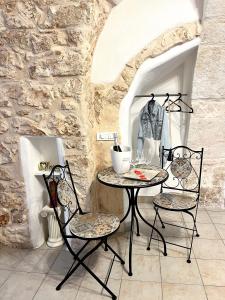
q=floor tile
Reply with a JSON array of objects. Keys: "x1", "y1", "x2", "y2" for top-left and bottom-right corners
[
  {"x1": 122, "y1": 254, "x2": 161, "y2": 282},
  {"x1": 193, "y1": 239, "x2": 225, "y2": 259},
  {"x1": 139, "y1": 208, "x2": 158, "y2": 222},
  {"x1": 188, "y1": 223, "x2": 220, "y2": 239},
  {"x1": 0, "y1": 247, "x2": 29, "y2": 270},
  {"x1": 155, "y1": 221, "x2": 188, "y2": 238},
  {"x1": 107, "y1": 232, "x2": 128, "y2": 256},
  {"x1": 206, "y1": 208, "x2": 225, "y2": 212},
  {"x1": 160, "y1": 256, "x2": 202, "y2": 285},
  {"x1": 205, "y1": 286, "x2": 225, "y2": 300},
  {"x1": 119, "y1": 280, "x2": 162, "y2": 300},
  {"x1": 207, "y1": 211, "x2": 225, "y2": 224},
  {"x1": 76, "y1": 275, "x2": 121, "y2": 300},
  {"x1": 33, "y1": 274, "x2": 80, "y2": 300},
  {"x1": 49, "y1": 249, "x2": 86, "y2": 277},
  {"x1": 163, "y1": 283, "x2": 207, "y2": 300},
  {"x1": 214, "y1": 223, "x2": 225, "y2": 239},
  {"x1": 197, "y1": 259, "x2": 225, "y2": 286},
  {"x1": 138, "y1": 196, "x2": 154, "y2": 209},
  {"x1": 0, "y1": 270, "x2": 11, "y2": 287},
  {"x1": 88, "y1": 252, "x2": 122, "y2": 280},
  {"x1": 156, "y1": 209, "x2": 183, "y2": 222},
  {"x1": 16, "y1": 249, "x2": 59, "y2": 273},
  {"x1": 183, "y1": 210, "x2": 212, "y2": 224},
  {"x1": 127, "y1": 234, "x2": 159, "y2": 256},
  {"x1": 159, "y1": 237, "x2": 191, "y2": 258},
  {"x1": 0, "y1": 271, "x2": 45, "y2": 300}
]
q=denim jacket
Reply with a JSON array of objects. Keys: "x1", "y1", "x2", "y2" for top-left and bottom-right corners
[{"x1": 136, "y1": 100, "x2": 170, "y2": 163}]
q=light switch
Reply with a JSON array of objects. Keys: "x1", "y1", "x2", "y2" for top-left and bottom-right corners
[{"x1": 96, "y1": 132, "x2": 116, "y2": 141}]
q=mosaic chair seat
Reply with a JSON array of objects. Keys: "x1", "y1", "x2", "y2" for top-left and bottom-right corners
[
  {"x1": 43, "y1": 161, "x2": 124, "y2": 300},
  {"x1": 147, "y1": 146, "x2": 204, "y2": 263}
]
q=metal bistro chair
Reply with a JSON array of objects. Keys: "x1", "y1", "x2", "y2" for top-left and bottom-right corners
[
  {"x1": 43, "y1": 161, "x2": 125, "y2": 300},
  {"x1": 147, "y1": 146, "x2": 204, "y2": 263}
]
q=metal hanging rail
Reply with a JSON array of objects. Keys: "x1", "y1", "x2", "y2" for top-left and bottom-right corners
[{"x1": 135, "y1": 93, "x2": 188, "y2": 98}]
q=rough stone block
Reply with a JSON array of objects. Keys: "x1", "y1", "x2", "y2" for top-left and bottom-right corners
[
  {"x1": 30, "y1": 30, "x2": 68, "y2": 53},
  {"x1": 205, "y1": 0, "x2": 225, "y2": 17},
  {"x1": 47, "y1": 112, "x2": 82, "y2": 136},
  {"x1": 11, "y1": 208, "x2": 26, "y2": 224},
  {"x1": 46, "y1": 3, "x2": 92, "y2": 28},
  {"x1": 0, "y1": 143, "x2": 14, "y2": 164},
  {"x1": 29, "y1": 48, "x2": 86, "y2": 78},
  {"x1": 2, "y1": 224, "x2": 30, "y2": 247},
  {"x1": 2, "y1": 1, "x2": 37, "y2": 29},
  {"x1": 199, "y1": 160, "x2": 225, "y2": 208},
  {"x1": 0, "y1": 167, "x2": 12, "y2": 181},
  {"x1": 202, "y1": 18, "x2": 225, "y2": 45},
  {"x1": 0, "y1": 100, "x2": 12, "y2": 107},
  {"x1": 0, "y1": 29, "x2": 30, "y2": 51},
  {"x1": 0, "y1": 109, "x2": 12, "y2": 117},
  {"x1": 193, "y1": 45, "x2": 225, "y2": 99},
  {"x1": 55, "y1": 77, "x2": 83, "y2": 102},
  {"x1": 0, "y1": 209, "x2": 10, "y2": 226},
  {"x1": 0, "y1": 192, "x2": 25, "y2": 209},
  {"x1": 61, "y1": 98, "x2": 77, "y2": 110},
  {"x1": 12, "y1": 117, "x2": 46, "y2": 135},
  {"x1": 0, "y1": 118, "x2": 9, "y2": 133}
]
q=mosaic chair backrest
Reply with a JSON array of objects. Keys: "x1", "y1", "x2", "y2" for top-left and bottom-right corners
[
  {"x1": 161, "y1": 146, "x2": 204, "y2": 197},
  {"x1": 43, "y1": 160, "x2": 83, "y2": 239}
]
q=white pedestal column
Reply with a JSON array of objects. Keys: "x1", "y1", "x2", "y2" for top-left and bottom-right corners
[{"x1": 41, "y1": 205, "x2": 64, "y2": 248}]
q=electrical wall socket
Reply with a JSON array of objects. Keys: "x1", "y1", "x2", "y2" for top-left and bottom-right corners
[{"x1": 96, "y1": 132, "x2": 116, "y2": 141}]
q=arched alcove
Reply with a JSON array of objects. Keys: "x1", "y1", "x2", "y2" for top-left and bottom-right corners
[{"x1": 119, "y1": 38, "x2": 200, "y2": 196}]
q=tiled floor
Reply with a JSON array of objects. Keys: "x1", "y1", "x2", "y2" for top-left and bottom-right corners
[{"x1": 1, "y1": 204, "x2": 225, "y2": 300}]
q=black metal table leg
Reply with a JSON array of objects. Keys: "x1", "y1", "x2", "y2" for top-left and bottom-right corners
[
  {"x1": 121, "y1": 187, "x2": 167, "y2": 276},
  {"x1": 128, "y1": 188, "x2": 135, "y2": 276}
]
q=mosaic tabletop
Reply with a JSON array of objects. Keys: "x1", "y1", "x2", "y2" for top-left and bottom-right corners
[{"x1": 97, "y1": 165, "x2": 168, "y2": 189}]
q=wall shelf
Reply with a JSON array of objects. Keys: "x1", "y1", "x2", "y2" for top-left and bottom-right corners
[{"x1": 34, "y1": 170, "x2": 61, "y2": 176}]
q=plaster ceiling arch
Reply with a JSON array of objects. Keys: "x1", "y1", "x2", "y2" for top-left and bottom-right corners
[{"x1": 91, "y1": 0, "x2": 203, "y2": 84}]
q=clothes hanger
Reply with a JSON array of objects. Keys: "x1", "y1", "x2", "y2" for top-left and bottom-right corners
[
  {"x1": 148, "y1": 93, "x2": 155, "y2": 111},
  {"x1": 162, "y1": 93, "x2": 182, "y2": 112},
  {"x1": 172, "y1": 93, "x2": 193, "y2": 113}
]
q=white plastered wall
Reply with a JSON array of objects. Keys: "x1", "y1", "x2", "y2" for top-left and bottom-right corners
[{"x1": 91, "y1": 0, "x2": 200, "y2": 84}]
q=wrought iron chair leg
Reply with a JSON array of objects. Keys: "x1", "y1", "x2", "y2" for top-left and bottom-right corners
[
  {"x1": 56, "y1": 240, "x2": 103, "y2": 290},
  {"x1": 134, "y1": 210, "x2": 140, "y2": 236},
  {"x1": 183, "y1": 210, "x2": 200, "y2": 237},
  {"x1": 56, "y1": 240, "x2": 117, "y2": 299},
  {"x1": 147, "y1": 207, "x2": 158, "y2": 250},
  {"x1": 156, "y1": 208, "x2": 165, "y2": 228},
  {"x1": 104, "y1": 238, "x2": 108, "y2": 251},
  {"x1": 105, "y1": 242, "x2": 125, "y2": 265},
  {"x1": 187, "y1": 224, "x2": 195, "y2": 263}
]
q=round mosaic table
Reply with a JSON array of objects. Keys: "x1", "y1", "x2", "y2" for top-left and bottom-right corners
[{"x1": 97, "y1": 164, "x2": 169, "y2": 276}]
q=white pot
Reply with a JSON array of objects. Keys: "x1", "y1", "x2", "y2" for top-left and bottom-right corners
[{"x1": 111, "y1": 145, "x2": 131, "y2": 174}]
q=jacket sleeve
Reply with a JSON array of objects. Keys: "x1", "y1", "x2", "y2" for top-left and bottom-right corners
[
  {"x1": 136, "y1": 115, "x2": 144, "y2": 160},
  {"x1": 160, "y1": 110, "x2": 171, "y2": 165}
]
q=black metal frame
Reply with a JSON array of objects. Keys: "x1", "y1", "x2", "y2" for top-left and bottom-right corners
[
  {"x1": 98, "y1": 170, "x2": 169, "y2": 276},
  {"x1": 147, "y1": 146, "x2": 204, "y2": 263},
  {"x1": 43, "y1": 161, "x2": 125, "y2": 300}
]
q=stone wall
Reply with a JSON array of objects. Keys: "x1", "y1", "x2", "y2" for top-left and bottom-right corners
[
  {"x1": 0, "y1": 0, "x2": 111, "y2": 247},
  {"x1": 188, "y1": 0, "x2": 225, "y2": 207}
]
